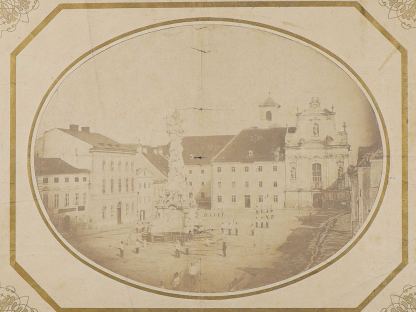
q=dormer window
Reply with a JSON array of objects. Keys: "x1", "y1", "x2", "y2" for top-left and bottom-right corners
[
  {"x1": 313, "y1": 123, "x2": 319, "y2": 137},
  {"x1": 248, "y1": 150, "x2": 254, "y2": 158}
]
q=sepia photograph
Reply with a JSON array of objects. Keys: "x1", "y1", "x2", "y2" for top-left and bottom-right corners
[{"x1": 31, "y1": 24, "x2": 385, "y2": 294}]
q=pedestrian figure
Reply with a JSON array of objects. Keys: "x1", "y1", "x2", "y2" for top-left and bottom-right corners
[
  {"x1": 172, "y1": 272, "x2": 181, "y2": 289},
  {"x1": 135, "y1": 238, "x2": 140, "y2": 254},
  {"x1": 235, "y1": 221, "x2": 238, "y2": 236},
  {"x1": 119, "y1": 240, "x2": 124, "y2": 258},
  {"x1": 222, "y1": 241, "x2": 227, "y2": 257},
  {"x1": 175, "y1": 240, "x2": 181, "y2": 258},
  {"x1": 188, "y1": 262, "x2": 199, "y2": 288}
]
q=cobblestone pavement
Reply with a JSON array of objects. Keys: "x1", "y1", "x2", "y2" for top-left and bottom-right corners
[{"x1": 67, "y1": 207, "x2": 352, "y2": 293}]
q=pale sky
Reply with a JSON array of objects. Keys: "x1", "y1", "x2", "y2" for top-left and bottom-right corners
[{"x1": 37, "y1": 24, "x2": 381, "y2": 163}]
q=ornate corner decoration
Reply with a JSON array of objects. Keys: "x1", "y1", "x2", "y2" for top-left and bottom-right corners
[
  {"x1": 0, "y1": 0, "x2": 39, "y2": 37},
  {"x1": 0, "y1": 282, "x2": 38, "y2": 312},
  {"x1": 381, "y1": 285, "x2": 416, "y2": 312},
  {"x1": 379, "y1": 0, "x2": 416, "y2": 29}
]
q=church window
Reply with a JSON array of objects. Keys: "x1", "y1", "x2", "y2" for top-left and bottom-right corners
[
  {"x1": 312, "y1": 163, "x2": 322, "y2": 188},
  {"x1": 313, "y1": 123, "x2": 320, "y2": 137},
  {"x1": 266, "y1": 111, "x2": 272, "y2": 121},
  {"x1": 290, "y1": 166, "x2": 297, "y2": 180}
]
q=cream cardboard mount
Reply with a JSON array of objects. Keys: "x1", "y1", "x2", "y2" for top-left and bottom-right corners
[{"x1": 0, "y1": 1, "x2": 414, "y2": 311}]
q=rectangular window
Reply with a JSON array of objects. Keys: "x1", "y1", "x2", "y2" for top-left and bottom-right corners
[
  {"x1": 231, "y1": 167, "x2": 236, "y2": 172},
  {"x1": 201, "y1": 169, "x2": 204, "y2": 174},
  {"x1": 75, "y1": 193, "x2": 79, "y2": 205},
  {"x1": 102, "y1": 206, "x2": 106, "y2": 219},
  {"x1": 258, "y1": 195, "x2": 264, "y2": 203},
  {"x1": 83, "y1": 193, "x2": 87, "y2": 205},
  {"x1": 131, "y1": 178, "x2": 134, "y2": 192},
  {"x1": 118, "y1": 161, "x2": 121, "y2": 171},
  {"x1": 189, "y1": 181, "x2": 192, "y2": 186},
  {"x1": 65, "y1": 193, "x2": 69, "y2": 207},
  {"x1": 274, "y1": 195, "x2": 278, "y2": 203},
  {"x1": 217, "y1": 167, "x2": 221, "y2": 173},
  {"x1": 201, "y1": 181, "x2": 205, "y2": 186},
  {"x1": 245, "y1": 166, "x2": 249, "y2": 172},
  {"x1": 125, "y1": 162, "x2": 129, "y2": 171},
  {"x1": 54, "y1": 194, "x2": 59, "y2": 209},
  {"x1": 43, "y1": 177, "x2": 48, "y2": 183},
  {"x1": 217, "y1": 195, "x2": 222, "y2": 203},
  {"x1": 201, "y1": 192, "x2": 205, "y2": 199},
  {"x1": 245, "y1": 181, "x2": 249, "y2": 187},
  {"x1": 274, "y1": 181, "x2": 278, "y2": 187},
  {"x1": 54, "y1": 177, "x2": 59, "y2": 183},
  {"x1": 218, "y1": 181, "x2": 221, "y2": 188},
  {"x1": 75, "y1": 177, "x2": 79, "y2": 182},
  {"x1": 102, "y1": 160, "x2": 106, "y2": 171},
  {"x1": 232, "y1": 181, "x2": 236, "y2": 188},
  {"x1": 244, "y1": 195, "x2": 251, "y2": 208},
  {"x1": 131, "y1": 161, "x2": 134, "y2": 172},
  {"x1": 111, "y1": 161, "x2": 114, "y2": 171},
  {"x1": 42, "y1": 193, "x2": 48, "y2": 209},
  {"x1": 65, "y1": 177, "x2": 69, "y2": 182},
  {"x1": 232, "y1": 195, "x2": 236, "y2": 203},
  {"x1": 259, "y1": 181, "x2": 263, "y2": 187},
  {"x1": 83, "y1": 177, "x2": 87, "y2": 182},
  {"x1": 126, "y1": 178, "x2": 129, "y2": 192},
  {"x1": 126, "y1": 203, "x2": 129, "y2": 215},
  {"x1": 273, "y1": 165, "x2": 278, "y2": 172},
  {"x1": 258, "y1": 166, "x2": 263, "y2": 172},
  {"x1": 102, "y1": 179, "x2": 106, "y2": 194},
  {"x1": 118, "y1": 179, "x2": 122, "y2": 192},
  {"x1": 189, "y1": 192, "x2": 193, "y2": 199},
  {"x1": 110, "y1": 179, "x2": 114, "y2": 193},
  {"x1": 189, "y1": 169, "x2": 192, "y2": 174}
]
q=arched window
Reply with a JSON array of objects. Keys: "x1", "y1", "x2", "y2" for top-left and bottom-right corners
[
  {"x1": 266, "y1": 111, "x2": 272, "y2": 121},
  {"x1": 313, "y1": 122, "x2": 320, "y2": 136},
  {"x1": 312, "y1": 163, "x2": 322, "y2": 188},
  {"x1": 290, "y1": 166, "x2": 296, "y2": 180}
]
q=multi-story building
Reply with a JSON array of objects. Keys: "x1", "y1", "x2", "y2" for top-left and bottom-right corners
[
  {"x1": 211, "y1": 127, "x2": 286, "y2": 230},
  {"x1": 34, "y1": 96, "x2": 358, "y2": 233},
  {"x1": 349, "y1": 143, "x2": 383, "y2": 234},
  {"x1": 36, "y1": 124, "x2": 138, "y2": 228},
  {"x1": 285, "y1": 97, "x2": 351, "y2": 208},
  {"x1": 34, "y1": 157, "x2": 90, "y2": 232}
]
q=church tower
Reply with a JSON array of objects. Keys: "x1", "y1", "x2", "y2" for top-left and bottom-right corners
[{"x1": 258, "y1": 95, "x2": 281, "y2": 128}]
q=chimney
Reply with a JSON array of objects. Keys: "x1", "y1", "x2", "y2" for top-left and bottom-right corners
[
  {"x1": 69, "y1": 124, "x2": 79, "y2": 131},
  {"x1": 81, "y1": 126, "x2": 90, "y2": 133}
]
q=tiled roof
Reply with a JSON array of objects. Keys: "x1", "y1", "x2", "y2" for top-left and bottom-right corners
[
  {"x1": 182, "y1": 135, "x2": 234, "y2": 165},
  {"x1": 357, "y1": 142, "x2": 383, "y2": 167},
  {"x1": 34, "y1": 157, "x2": 89, "y2": 176},
  {"x1": 212, "y1": 127, "x2": 287, "y2": 163},
  {"x1": 59, "y1": 128, "x2": 135, "y2": 152},
  {"x1": 142, "y1": 150, "x2": 169, "y2": 177}
]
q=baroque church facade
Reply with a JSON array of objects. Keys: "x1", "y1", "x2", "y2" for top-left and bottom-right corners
[{"x1": 283, "y1": 97, "x2": 351, "y2": 208}]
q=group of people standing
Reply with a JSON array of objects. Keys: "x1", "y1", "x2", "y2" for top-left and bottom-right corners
[{"x1": 221, "y1": 221, "x2": 239, "y2": 236}]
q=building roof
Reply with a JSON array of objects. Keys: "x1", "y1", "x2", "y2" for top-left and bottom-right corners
[
  {"x1": 357, "y1": 142, "x2": 383, "y2": 167},
  {"x1": 212, "y1": 127, "x2": 287, "y2": 163},
  {"x1": 182, "y1": 135, "x2": 234, "y2": 165},
  {"x1": 259, "y1": 96, "x2": 281, "y2": 108},
  {"x1": 142, "y1": 150, "x2": 169, "y2": 177},
  {"x1": 34, "y1": 157, "x2": 90, "y2": 176},
  {"x1": 59, "y1": 127, "x2": 135, "y2": 152}
]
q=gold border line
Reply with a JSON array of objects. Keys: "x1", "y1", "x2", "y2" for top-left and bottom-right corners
[
  {"x1": 26, "y1": 16, "x2": 392, "y2": 300},
  {"x1": 9, "y1": 2, "x2": 408, "y2": 311}
]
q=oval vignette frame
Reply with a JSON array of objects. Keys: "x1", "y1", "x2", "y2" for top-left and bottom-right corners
[{"x1": 27, "y1": 17, "x2": 390, "y2": 300}]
